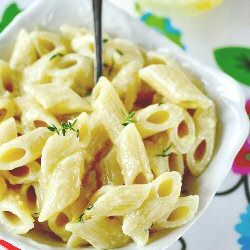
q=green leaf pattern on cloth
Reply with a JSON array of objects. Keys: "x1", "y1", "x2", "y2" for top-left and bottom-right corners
[
  {"x1": 214, "y1": 47, "x2": 250, "y2": 86},
  {"x1": 0, "y1": 3, "x2": 21, "y2": 32},
  {"x1": 140, "y1": 13, "x2": 185, "y2": 49}
]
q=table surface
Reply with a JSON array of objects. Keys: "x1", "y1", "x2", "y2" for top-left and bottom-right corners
[{"x1": 0, "y1": 1, "x2": 250, "y2": 250}]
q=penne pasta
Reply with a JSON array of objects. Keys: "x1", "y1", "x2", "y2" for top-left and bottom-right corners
[
  {"x1": 122, "y1": 172, "x2": 182, "y2": 246},
  {"x1": 0, "y1": 192, "x2": 34, "y2": 234},
  {"x1": 9, "y1": 29, "x2": 38, "y2": 71},
  {"x1": 1, "y1": 161, "x2": 40, "y2": 185},
  {"x1": 47, "y1": 209, "x2": 72, "y2": 242},
  {"x1": 0, "y1": 96, "x2": 16, "y2": 123},
  {"x1": 19, "y1": 183, "x2": 39, "y2": 214},
  {"x1": 154, "y1": 195, "x2": 199, "y2": 229},
  {"x1": 67, "y1": 233, "x2": 88, "y2": 248},
  {"x1": 112, "y1": 60, "x2": 142, "y2": 111},
  {"x1": 25, "y1": 83, "x2": 91, "y2": 115},
  {"x1": 84, "y1": 112, "x2": 109, "y2": 167},
  {"x1": 97, "y1": 148, "x2": 124, "y2": 186},
  {"x1": 116, "y1": 123, "x2": 153, "y2": 185},
  {"x1": 168, "y1": 109, "x2": 196, "y2": 154},
  {"x1": 139, "y1": 64, "x2": 213, "y2": 109},
  {"x1": 71, "y1": 112, "x2": 91, "y2": 147},
  {"x1": 92, "y1": 77, "x2": 127, "y2": 143},
  {"x1": 30, "y1": 30, "x2": 65, "y2": 57},
  {"x1": 148, "y1": 156, "x2": 170, "y2": 177},
  {"x1": 15, "y1": 95, "x2": 60, "y2": 132},
  {"x1": 71, "y1": 33, "x2": 95, "y2": 59},
  {"x1": 66, "y1": 216, "x2": 130, "y2": 249},
  {"x1": 39, "y1": 151, "x2": 85, "y2": 222},
  {"x1": 0, "y1": 176, "x2": 7, "y2": 200},
  {"x1": 84, "y1": 184, "x2": 151, "y2": 218},
  {"x1": 47, "y1": 53, "x2": 94, "y2": 97},
  {"x1": 136, "y1": 103, "x2": 183, "y2": 138},
  {"x1": 103, "y1": 38, "x2": 144, "y2": 79},
  {"x1": 22, "y1": 46, "x2": 66, "y2": 86},
  {"x1": 186, "y1": 112, "x2": 216, "y2": 175},
  {"x1": 0, "y1": 60, "x2": 20, "y2": 96},
  {"x1": 0, "y1": 117, "x2": 17, "y2": 144},
  {"x1": 0, "y1": 27, "x2": 216, "y2": 249},
  {"x1": 0, "y1": 128, "x2": 52, "y2": 170}
]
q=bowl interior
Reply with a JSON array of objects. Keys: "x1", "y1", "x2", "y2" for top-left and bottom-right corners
[{"x1": 0, "y1": 0, "x2": 248, "y2": 249}]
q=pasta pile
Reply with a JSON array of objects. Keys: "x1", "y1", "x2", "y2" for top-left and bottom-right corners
[{"x1": 0, "y1": 25, "x2": 216, "y2": 249}]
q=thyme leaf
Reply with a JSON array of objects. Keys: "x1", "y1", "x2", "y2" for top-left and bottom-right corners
[
  {"x1": 116, "y1": 49, "x2": 124, "y2": 56},
  {"x1": 78, "y1": 214, "x2": 84, "y2": 223},
  {"x1": 86, "y1": 204, "x2": 94, "y2": 210},
  {"x1": 121, "y1": 111, "x2": 137, "y2": 126},
  {"x1": 50, "y1": 53, "x2": 64, "y2": 60},
  {"x1": 47, "y1": 119, "x2": 79, "y2": 137},
  {"x1": 155, "y1": 144, "x2": 172, "y2": 157}
]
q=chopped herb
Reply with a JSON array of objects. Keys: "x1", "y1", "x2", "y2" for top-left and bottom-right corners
[
  {"x1": 78, "y1": 214, "x2": 84, "y2": 223},
  {"x1": 86, "y1": 204, "x2": 94, "y2": 210},
  {"x1": 47, "y1": 124, "x2": 60, "y2": 134},
  {"x1": 116, "y1": 49, "x2": 124, "y2": 56},
  {"x1": 158, "y1": 102, "x2": 163, "y2": 106},
  {"x1": 103, "y1": 38, "x2": 109, "y2": 43},
  {"x1": 47, "y1": 119, "x2": 79, "y2": 137},
  {"x1": 33, "y1": 212, "x2": 39, "y2": 216},
  {"x1": 50, "y1": 53, "x2": 64, "y2": 60},
  {"x1": 155, "y1": 144, "x2": 172, "y2": 157},
  {"x1": 120, "y1": 109, "x2": 126, "y2": 116},
  {"x1": 121, "y1": 111, "x2": 137, "y2": 126}
]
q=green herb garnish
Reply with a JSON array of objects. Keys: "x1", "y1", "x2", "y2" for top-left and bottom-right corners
[
  {"x1": 50, "y1": 53, "x2": 64, "y2": 60},
  {"x1": 121, "y1": 111, "x2": 137, "y2": 126},
  {"x1": 103, "y1": 38, "x2": 109, "y2": 43},
  {"x1": 86, "y1": 204, "x2": 94, "y2": 210},
  {"x1": 155, "y1": 144, "x2": 172, "y2": 157},
  {"x1": 116, "y1": 49, "x2": 124, "y2": 56},
  {"x1": 158, "y1": 102, "x2": 163, "y2": 106},
  {"x1": 47, "y1": 119, "x2": 79, "y2": 137},
  {"x1": 78, "y1": 214, "x2": 84, "y2": 223}
]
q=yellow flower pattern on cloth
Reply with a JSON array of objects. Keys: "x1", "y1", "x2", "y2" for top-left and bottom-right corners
[{"x1": 136, "y1": 0, "x2": 224, "y2": 15}]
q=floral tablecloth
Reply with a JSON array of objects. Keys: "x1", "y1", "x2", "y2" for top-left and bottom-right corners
[{"x1": 0, "y1": 0, "x2": 249, "y2": 249}]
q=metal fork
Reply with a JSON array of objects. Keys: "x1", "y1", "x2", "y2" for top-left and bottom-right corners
[{"x1": 92, "y1": 0, "x2": 103, "y2": 83}]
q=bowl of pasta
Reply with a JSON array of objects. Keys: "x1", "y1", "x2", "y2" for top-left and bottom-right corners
[{"x1": 0, "y1": 0, "x2": 248, "y2": 250}]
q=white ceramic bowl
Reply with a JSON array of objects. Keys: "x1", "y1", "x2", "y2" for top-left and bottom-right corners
[{"x1": 0, "y1": 0, "x2": 248, "y2": 249}]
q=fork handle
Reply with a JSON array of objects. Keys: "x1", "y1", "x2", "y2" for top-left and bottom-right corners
[{"x1": 92, "y1": 0, "x2": 103, "y2": 83}]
